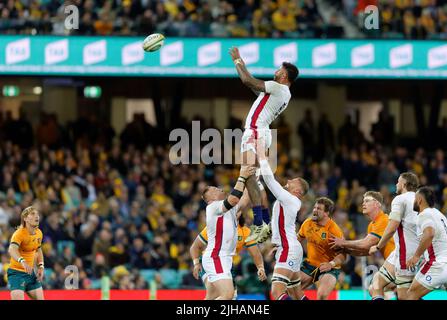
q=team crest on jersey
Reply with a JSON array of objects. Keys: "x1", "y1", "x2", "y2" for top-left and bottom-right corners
[
  {"x1": 238, "y1": 236, "x2": 243, "y2": 242},
  {"x1": 321, "y1": 232, "x2": 327, "y2": 239}
]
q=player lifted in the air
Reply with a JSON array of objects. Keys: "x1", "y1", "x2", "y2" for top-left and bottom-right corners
[
  {"x1": 404, "y1": 187, "x2": 447, "y2": 300},
  {"x1": 200, "y1": 165, "x2": 256, "y2": 300},
  {"x1": 369, "y1": 172, "x2": 420, "y2": 300},
  {"x1": 229, "y1": 46, "x2": 299, "y2": 243},
  {"x1": 255, "y1": 138, "x2": 309, "y2": 300}
]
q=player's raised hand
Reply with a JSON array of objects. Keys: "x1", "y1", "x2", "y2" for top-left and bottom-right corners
[
  {"x1": 229, "y1": 46, "x2": 241, "y2": 61},
  {"x1": 240, "y1": 165, "x2": 256, "y2": 179},
  {"x1": 193, "y1": 263, "x2": 202, "y2": 280},
  {"x1": 257, "y1": 267, "x2": 267, "y2": 281}
]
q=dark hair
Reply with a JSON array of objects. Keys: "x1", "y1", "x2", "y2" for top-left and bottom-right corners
[
  {"x1": 282, "y1": 62, "x2": 299, "y2": 83},
  {"x1": 417, "y1": 186, "x2": 436, "y2": 207},
  {"x1": 315, "y1": 197, "x2": 335, "y2": 215},
  {"x1": 363, "y1": 191, "x2": 383, "y2": 204},
  {"x1": 400, "y1": 172, "x2": 419, "y2": 192}
]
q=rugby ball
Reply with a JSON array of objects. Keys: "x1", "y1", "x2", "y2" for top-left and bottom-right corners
[{"x1": 142, "y1": 33, "x2": 165, "y2": 52}]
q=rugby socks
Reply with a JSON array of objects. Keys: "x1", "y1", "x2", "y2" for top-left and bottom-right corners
[
  {"x1": 262, "y1": 207, "x2": 270, "y2": 224},
  {"x1": 278, "y1": 293, "x2": 292, "y2": 300},
  {"x1": 253, "y1": 206, "x2": 263, "y2": 226},
  {"x1": 372, "y1": 296, "x2": 384, "y2": 300},
  {"x1": 301, "y1": 295, "x2": 309, "y2": 300}
]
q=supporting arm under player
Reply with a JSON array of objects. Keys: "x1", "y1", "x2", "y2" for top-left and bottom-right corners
[{"x1": 221, "y1": 166, "x2": 255, "y2": 212}]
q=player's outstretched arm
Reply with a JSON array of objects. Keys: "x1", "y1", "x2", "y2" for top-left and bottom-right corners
[
  {"x1": 329, "y1": 234, "x2": 378, "y2": 256},
  {"x1": 229, "y1": 47, "x2": 265, "y2": 93}
]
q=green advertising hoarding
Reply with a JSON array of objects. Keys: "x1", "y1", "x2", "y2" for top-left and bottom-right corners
[{"x1": 0, "y1": 35, "x2": 447, "y2": 79}]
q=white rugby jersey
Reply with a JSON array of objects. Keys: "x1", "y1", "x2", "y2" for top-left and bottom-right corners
[
  {"x1": 202, "y1": 200, "x2": 239, "y2": 258},
  {"x1": 417, "y1": 208, "x2": 447, "y2": 265},
  {"x1": 389, "y1": 192, "x2": 419, "y2": 270},
  {"x1": 259, "y1": 159, "x2": 302, "y2": 261},
  {"x1": 244, "y1": 81, "x2": 291, "y2": 129}
]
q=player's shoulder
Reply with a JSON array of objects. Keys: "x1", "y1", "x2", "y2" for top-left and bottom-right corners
[
  {"x1": 36, "y1": 228, "x2": 43, "y2": 236},
  {"x1": 301, "y1": 218, "x2": 313, "y2": 227},
  {"x1": 206, "y1": 200, "x2": 223, "y2": 213},
  {"x1": 13, "y1": 227, "x2": 25, "y2": 236},
  {"x1": 329, "y1": 219, "x2": 343, "y2": 232}
]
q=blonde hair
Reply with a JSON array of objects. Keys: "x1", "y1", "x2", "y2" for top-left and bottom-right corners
[{"x1": 20, "y1": 206, "x2": 38, "y2": 228}]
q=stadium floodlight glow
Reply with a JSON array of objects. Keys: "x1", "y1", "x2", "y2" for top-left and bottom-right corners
[
  {"x1": 33, "y1": 86, "x2": 42, "y2": 95},
  {"x1": 84, "y1": 86, "x2": 102, "y2": 98},
  {"x1": 2, "y1": 86, "x2": 19, "y2": 97}
]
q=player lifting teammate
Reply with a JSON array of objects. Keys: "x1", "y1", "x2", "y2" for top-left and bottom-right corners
[
  {"x1": 7, "y1": 206, "x2": 45, "y2": 300},
  {"x1": 255, "y1": 138, "x2": 309, "y2": 300},
  {"x1": 229, "y1": 46, "x2": 299, "y2": 243},
  {"x1": 200, "y1": 165, "x2": 256, "y2": 300},
  {"x1": 190, "y1": 208, "x2": 267, "y2": 300},
  {"x1": 369, "y1": 172, "x2": 420, "y2": 300}
]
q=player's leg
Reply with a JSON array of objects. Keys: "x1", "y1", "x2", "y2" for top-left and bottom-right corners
[
  {"x1": 405, "y1": 279, "x2": 432, "y2": 300},
  {"x1": 204, "y1": 277, "x2": 219, "y2": 300},
  {"x1": 213, "y1": 279, "x2": 234, "y2": 300},
  {"x1": 395, "y1": 276, "x2": 414, "y2": 300},
  {"x1": 315, "y1": 273, "x2": 337, "y2": 300},
  {"x1": 370, "y1": 260, "x2": 395, "y2": 300},
  {"x1": 10, "y1": 290, "x2": 25, "y2": 300},
  {"x1": 286, "y1": 273, "x2": 304, "y2": 300},
  {"x1": 8, "y1": 269, "x2": 27, "y2": 300},
  {"x1": 241, "y1": 129, "x2": 269, "y2": 243},
  {"x1": 271, "y1": 268, "x2": 294, "y2": 300},
  {"x1": 26, "y1": 288, "x2": 44, "y2": 300}
]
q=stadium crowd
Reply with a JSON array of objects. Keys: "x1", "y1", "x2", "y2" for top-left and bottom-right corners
[
  {"x1": 1, "y1": 0, "x2": 447, "y2": 39},
  {"x1": 350, "y1": 0, "x2": 447, "y2": 39},
  {"x1": 0, "y1": 108, "x2": 447, "y2": 295}
]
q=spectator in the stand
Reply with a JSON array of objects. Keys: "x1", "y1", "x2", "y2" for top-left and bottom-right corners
[
  {"x1": 324, "y1": 13, "x2": 344, "y2": 38},
  {"x1": 370, "y1": 106, "x2": 395, "y2": 147},
  {"x1": 298, "y1": 109, "x2": 316, "y2": 165},
  {"x1": 317, "y1": 113, "x2": 335, "y2": 162},
  {"x1": 271, "y1": 3, "x2": 297, "y2": 36}
]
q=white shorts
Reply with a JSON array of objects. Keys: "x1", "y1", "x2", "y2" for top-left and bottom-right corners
[
  {"x1": 393, "y1": 252, "x2": 419, "y2": 278},
  {"x1": 240, "y1": 128, "x2": 272, "y2": 154},
  {"x1": 274, "y1": 247, "x2": 303, "y2": 273},
  {"x1": 202, "y1": 256, "x2": 233, "y2": 283},
  {"x1": 415, "y1": 261, "x2": 447, "y2": 291}
]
